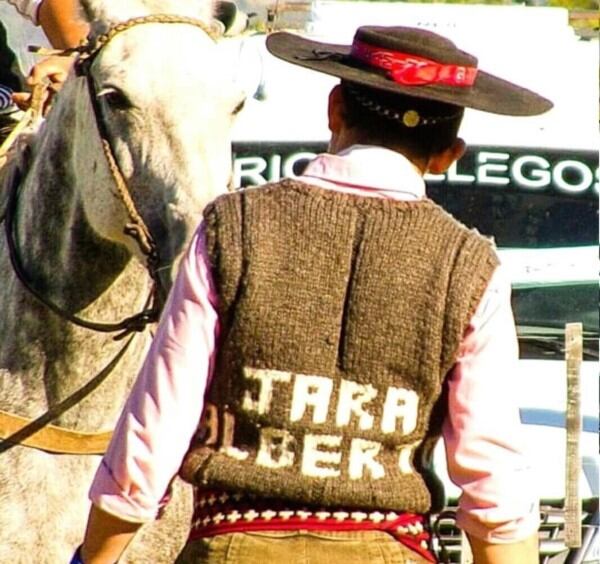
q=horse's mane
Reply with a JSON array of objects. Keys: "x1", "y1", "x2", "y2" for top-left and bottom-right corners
[
  {"x1": 80, "y1": 0, "x2": 217, "y2": 29},
  {"x1": 0, "y1": 121, "x2": 42, "y2": 220}
]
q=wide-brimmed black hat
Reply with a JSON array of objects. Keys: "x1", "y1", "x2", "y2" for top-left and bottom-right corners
[{"x1": 266, "y1": 26, "x2": 552, "y2": 116}]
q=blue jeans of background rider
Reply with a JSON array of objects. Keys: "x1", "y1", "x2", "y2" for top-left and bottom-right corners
[{"x1": 176, "y1": 530, "x2": 433, "y2": 564}]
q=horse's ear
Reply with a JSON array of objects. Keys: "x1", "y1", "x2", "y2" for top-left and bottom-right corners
[
  {"x1": 78, "y1": 0, "x2": 95, "y2": 23},
  {"x1": 215, "y1": 1, "x2": 250, "y2": 36},
  {"x1": 76, "y1": 0, "x2": 114, "y2": 34}
]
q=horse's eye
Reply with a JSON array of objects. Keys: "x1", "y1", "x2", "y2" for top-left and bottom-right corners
[{"x1": 97, "y1": 87, "x2": 132, "y2": 111}]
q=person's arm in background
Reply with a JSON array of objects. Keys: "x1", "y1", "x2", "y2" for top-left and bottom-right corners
[
  {"x1": 78, "y1": 223, "x2": 220, "y2": 564},
  {"x1": 36, "y1": 0, "x2": 88, "y2": 49},
  {"x1": 443, "y1": 265, "x2": 540, "y2": 564},
  {"x1": 32, "y1": 0, "x2": 89, "y2": 86},
  {"x1": 8, "y1": 0, "x2": 89, "y2": 107}
]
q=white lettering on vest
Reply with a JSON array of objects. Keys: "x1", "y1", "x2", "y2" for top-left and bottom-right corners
[
  {"x1": 242, "y1": 368, "x2": 291, "y2": 415},
  {"x1": 336, "y1": 379, "x2": 377, "y2": 430},
  {"x1": 210, "y1": 407, "x2": 249, "y2": 460},
  {"x1": 201, "y1": 403, "x2": 219, "y2": 445},
  {"x1": 220, "y1": 446, "x2": 250, "y2": 461},
  {"x1": 349, "y1": 438, "x2": 385, "y2": 480},
  {"x1": 381, "y1": 387, "x2": 419, "y2": 435},
  {"x1": 302, "y1": 434, "x2": 342, "y2": 478},
  {"x1": 398, "y1": 442, "x2": 417, "y2": 474},
  {"x1": 256, "y1": 427, "x2": 295, "y2": 469},
  {"x1": 221, "y1": 410, "x2": 236, "y2": 447},
  {"x1": 290, "y1": 374, "x2": 333, "y2": 424}
]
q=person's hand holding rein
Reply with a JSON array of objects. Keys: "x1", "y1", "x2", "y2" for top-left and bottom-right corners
[
  {"x1": 12, "y1": 54, "x2": 74, "y2": 111},
  {"x1": 11, "y1": 0, "x2": 89, "y2": 111}
]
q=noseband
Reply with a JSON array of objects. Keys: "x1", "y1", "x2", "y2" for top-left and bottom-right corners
[{"x1": 5, "y1": 15, "x2": 220, "y2": 339}]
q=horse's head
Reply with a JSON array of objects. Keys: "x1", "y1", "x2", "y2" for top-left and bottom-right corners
[{"x1": 69, "y1": 0, "x2": 245, "y2": 289}]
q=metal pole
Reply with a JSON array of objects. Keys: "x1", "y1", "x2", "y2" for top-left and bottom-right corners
[{"x1": 564, "y1": 322, "x2": 583, "y2": 549}]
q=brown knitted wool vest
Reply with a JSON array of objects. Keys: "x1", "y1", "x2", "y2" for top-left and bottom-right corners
[{"x1": 180, "y1": 179, "x2": 498, "y2": 514}]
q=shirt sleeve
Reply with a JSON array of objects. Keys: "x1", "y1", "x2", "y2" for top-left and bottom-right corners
[
  {"x1": 6, "y1": 0, "x2": 42, "y2": 23},
  {"x1": 89, "y1": 222, "x2": 219, "y2": 523},
  {"x1": 442, "y1": 265, "x2": 540, "y2": 543}
]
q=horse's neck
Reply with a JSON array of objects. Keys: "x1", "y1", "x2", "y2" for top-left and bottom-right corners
[{"x1": 0, "y1": 78, "x2": 150, "y2": 427}]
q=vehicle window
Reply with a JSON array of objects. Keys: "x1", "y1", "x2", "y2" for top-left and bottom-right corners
[{"x1": 514, "y1": 282, "x2": 599, "y2": 360}]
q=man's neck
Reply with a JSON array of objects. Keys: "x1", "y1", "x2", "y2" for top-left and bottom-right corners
[{"x1": 329, "y1": 139, "x2": 428, "y2": 176}]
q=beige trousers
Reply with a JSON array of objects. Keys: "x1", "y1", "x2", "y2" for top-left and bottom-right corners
[{"x1": 176, "y1": 530, "x2": 433, "y2": 564}]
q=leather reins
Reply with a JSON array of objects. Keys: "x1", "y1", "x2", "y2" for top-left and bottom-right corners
[
  {"x1": 0, "y1": 15, "x2": 220, "y2": 455},
  {"x1": 6, "y1": 15, "x2": 220, "y2": 339}
]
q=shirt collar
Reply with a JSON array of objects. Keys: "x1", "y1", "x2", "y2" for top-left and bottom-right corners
[{"x1": 299, "y1": 145, "x2": 426, "y2": 200}]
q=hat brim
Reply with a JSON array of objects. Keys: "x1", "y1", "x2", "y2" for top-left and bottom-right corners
[{"x1": 266, "y1": 32, "x2": 553, "y2": 116}]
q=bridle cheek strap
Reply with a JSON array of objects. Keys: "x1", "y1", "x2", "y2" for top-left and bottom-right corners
[{"x1": 351, "y1": 39, "x2": 478, "y2": 87}]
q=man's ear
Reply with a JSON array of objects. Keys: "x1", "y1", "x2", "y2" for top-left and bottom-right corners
[
  {"x1": 327, "y1": 84, "x2": 345, "y2": 135},
  {"x1": 427, "y1": 138, "x2": 466, "y2": 174}
]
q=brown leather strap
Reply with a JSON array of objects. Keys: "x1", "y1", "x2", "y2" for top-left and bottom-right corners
[
  {"x1": 0, "y1": 333, "x2": 136, "y2": 456},
  {"x1": 0, "y1": 409, "x2": 112, "y2": 455}
]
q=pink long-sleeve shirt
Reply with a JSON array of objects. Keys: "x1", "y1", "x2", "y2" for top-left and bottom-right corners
[{"x1": 90, "y1": 145, "x2": 540, "y2": 543}]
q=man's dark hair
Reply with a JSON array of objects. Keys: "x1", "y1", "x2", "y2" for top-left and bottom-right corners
[
  {"x1": 0, "y1": 24, "x2": 23, "y2": 92},
  {"x1": 340, "y1": 81, "x2": 464, "y2": 161}
]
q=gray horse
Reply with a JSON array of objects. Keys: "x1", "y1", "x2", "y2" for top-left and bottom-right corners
[{"x1": 0, "y1": 0, "x2": 245, "y2": 561}]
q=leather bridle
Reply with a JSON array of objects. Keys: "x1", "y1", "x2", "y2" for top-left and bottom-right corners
[
  {"x1": 5, "y1": 14, "x2": 220, "y2": 339},
  {"x1": 0, "y1": 15, "x2": 221, "y2": 454}
]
